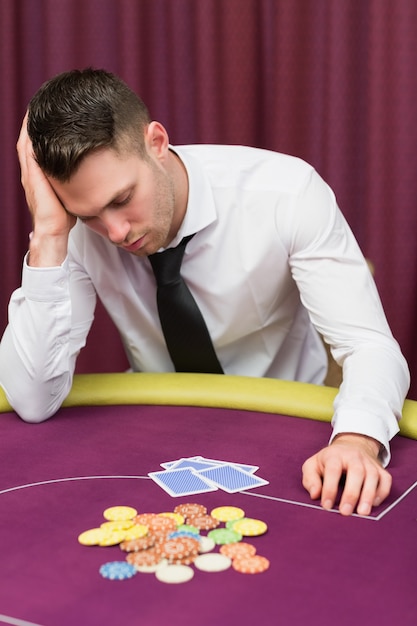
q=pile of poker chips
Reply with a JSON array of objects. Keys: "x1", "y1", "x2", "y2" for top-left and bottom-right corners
[{"x1": 78, "y1": 503, "x2": 270, "y2": 583}]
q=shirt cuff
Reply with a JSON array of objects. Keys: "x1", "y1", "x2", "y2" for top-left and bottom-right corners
[
  {"x1": 22, "y1": 252, "x2": 71, "y2": 302},
  {"x1": 330, "y1": 409, "x2": 400, "y2": 467}
]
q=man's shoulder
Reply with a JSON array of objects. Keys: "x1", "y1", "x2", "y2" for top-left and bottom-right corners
[{"x1": 173, "y1": 144, "x2": 315, "y2": 192}]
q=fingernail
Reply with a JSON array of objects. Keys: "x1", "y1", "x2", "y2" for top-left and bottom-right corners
[
  {"x1": 357, "y1": 503, "x2": 371, "y2": 516},
  {"x1": 323, "y1": 499, "x2": 333, "y2": 510},
  {"x1": 340, "y1": 503, "x2": 353, "y2": 516}
]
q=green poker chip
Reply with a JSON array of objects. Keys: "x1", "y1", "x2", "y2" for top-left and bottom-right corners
[{"x1": 207, "y1": 528, "x2": 242, "y2": 545}]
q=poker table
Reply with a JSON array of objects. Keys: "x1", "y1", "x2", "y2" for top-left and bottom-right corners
[{"x1": 1, "y1": 373, "x2": 416, "y2": 626}]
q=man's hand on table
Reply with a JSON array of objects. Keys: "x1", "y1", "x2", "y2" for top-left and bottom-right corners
[{"x1": 301, "y1": 433, "x2": 392, "y2": 516}]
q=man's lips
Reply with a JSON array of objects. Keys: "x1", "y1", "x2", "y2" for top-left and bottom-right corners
[{"x1": 122, "y1": 236, "x2": 145, "y2": 252}]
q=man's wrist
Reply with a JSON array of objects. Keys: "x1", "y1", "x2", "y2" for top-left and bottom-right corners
[
  {"x1": 28, "y1": 232, "x2": 69, "y2": 267},
  {"x1": 332, "y1": 432, "x2": 383, "y2": 458}
]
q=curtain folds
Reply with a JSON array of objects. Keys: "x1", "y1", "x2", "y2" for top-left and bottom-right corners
[{"x1": 1, "y1": 0, "x2": 416, "y2": 396}]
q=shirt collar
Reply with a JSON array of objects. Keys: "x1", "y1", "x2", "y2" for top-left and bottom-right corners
[{"x1": 165, "y1": 145, "x2": 217, "y2": 248}]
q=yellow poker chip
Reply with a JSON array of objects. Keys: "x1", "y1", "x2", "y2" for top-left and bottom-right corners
[
  {"x1": 231, "y1": 518, "x2": 268, "y2": 537},
  {"x1": 210, "y1": 506, "x2": 245, "y2": 522},
  {"x1": 158, "y1": 512, "x2": 185, "y2": 526},
  {"x1": 100, "y1": 520, "x2": 135, "y2": 531},
  {"x1": 103, "y1": 506, "x2": 138, "y2": 521},
  {"x1": 78, "y1": 528, "x2": 108, "y2": 546},
  {"x1": 123, "y1": 524, "x2": 149, "y2": 540},
  {"x1": 98, "y1": 530, "x2": 127, "y2": 546}
]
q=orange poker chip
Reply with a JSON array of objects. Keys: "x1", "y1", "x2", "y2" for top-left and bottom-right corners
[
  {"x1": 126, "y1": 548, "x2": 163, "y2": 568},
  {"x1": 174, "y1": 503, "x2": 207, "y2": 518},
  {"x1": 232, "y1": 555, "x2": 270, "y2": 574},
  {"x1": 156, "y1": 537, "x2": 200, "y2": 561},
  {"x1": 120, "y1": 535, "x2": 156, "y2": 552},
  {"x1": 133, "y1": 513, "x2": 160, "y2": 526},
  {"x1": 220, "y1": 542, "x2": 257, "y2": 560},
  {"x1": 185, "y1": 514, "x2": 220, "y2": 530},
  {"x1": 147, "y1": 516, "x2": 178, "y2": 533}
]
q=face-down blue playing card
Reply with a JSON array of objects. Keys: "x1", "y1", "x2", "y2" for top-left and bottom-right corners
[
  {"x1": 198, "y1": 464, "x2": 269, "y2": 493},
  {"x1": 148, "y1": 467, "x2": 218, "y2": 497}
]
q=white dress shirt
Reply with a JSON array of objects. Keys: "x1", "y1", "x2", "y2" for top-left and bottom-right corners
[{"x1": 0, "y1": 145, "x2": 409, "y2": 463}]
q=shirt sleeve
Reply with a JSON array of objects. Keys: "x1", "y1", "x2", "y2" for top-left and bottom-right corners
[
  {"x1": 0, "y1": 252, "x2": 96, "y2": 422},
  {"x1": 284, "y1": 168, "x2": 410, "y2": 465}
]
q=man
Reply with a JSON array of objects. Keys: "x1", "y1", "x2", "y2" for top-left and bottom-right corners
[{"x1": 0, "y1": 68, "x2": 409, "y2": 517}]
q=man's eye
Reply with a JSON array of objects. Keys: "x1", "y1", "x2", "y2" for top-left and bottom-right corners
[{"x1": 113, "y1": 193, "x2": 132, "y2": 208}]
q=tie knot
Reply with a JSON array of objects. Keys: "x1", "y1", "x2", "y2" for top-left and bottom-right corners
[{"x1": 148, "y1": 235, "x2": 194, "y2": 287}]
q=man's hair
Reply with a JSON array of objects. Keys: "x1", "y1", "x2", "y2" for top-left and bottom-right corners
[{"x1": 27, "y1": 68, "x2": 151, "y2": 181}]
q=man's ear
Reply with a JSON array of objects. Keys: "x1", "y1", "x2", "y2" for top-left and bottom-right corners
[{"x1": 144, "y1": 121, "x2": 170, "y2": 162}]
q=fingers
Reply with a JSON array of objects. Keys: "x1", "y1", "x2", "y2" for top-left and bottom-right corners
[
  {"x1": 302, "y1": 440, "x2": 392, "y2": 517},
  {"x1": 339, "y1": 463, "x2": 392, "y2": 517},
  {"x1": 301, "y1": 457, "x2": 323, "y2": 501}
]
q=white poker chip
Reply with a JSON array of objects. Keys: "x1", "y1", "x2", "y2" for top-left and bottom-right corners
[
  {"x1": 194, "y1": 553, "x2": 232, "y2": 572},
  {"x1": 198, "y1": 536, "x2": 216, "y2": 553},
  {"x1": 155, "y1": 564, "x2": 195, "y2": 584}
]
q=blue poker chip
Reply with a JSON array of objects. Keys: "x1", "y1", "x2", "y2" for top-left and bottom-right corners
[
  {"x1": 99, "y1": 561, "x2": 137, "y2": 580},
  {"x1": 168, "y1": 530, "x2": 201, "y2": 541}
]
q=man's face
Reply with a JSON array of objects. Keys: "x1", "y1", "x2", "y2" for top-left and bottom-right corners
[{"x1": 48, "y1": 147, "x2": 182, "y2": 256}]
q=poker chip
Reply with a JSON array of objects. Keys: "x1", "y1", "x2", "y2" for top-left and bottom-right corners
[
  {"x1": 100, "y1": 520, "x2": 135, "y2": 532},
  {"x1": 168, "y1": 530, "x2": 201, "y2": 541},
  {"x1": 79, "y1": 500, "x2": 270, "y2": 583},
  {"x1": 78, "y1": 528, "x2": 107, "y2": 546},
  {"x1": 210, "y1": 506, "x2": 245, "y2": 522},
  {"x1": 174, "y1": 503, "x2": 207, "y2": 518},
  {"x1": 198, "y1": 536, "x2": 216, "y2": 553},
  {"x1": 155, "y1": 564, "x2": 194, "y2": 584},
  {"x1": 194, "y1": 553, "x2": 232, "y2": 572},
  {"x1": 207, "y1": 528, "x2": 242, "y2": 545},
  {"x1": 220, "y1": 542, "x2": 257, "y2": 560},
  {"x1": 156, "y1": 537, "x2": 200, "y2": 563},
  {"x1": 99, "y1": 561, "x2": 137, "y2": 580},
  {"x1": 103, "y1": 506, "x2": 138, "y2": 521},
  {"x1": 158, "y1": 512, "x2": 185, "y2": 525},
  {"x1": 146, "y1": 516, "x2": 178, "y2": 533},
  {"x1": 126, "y1": 549, "x2": 163, "y2": 568},
  {"x1": 98, "y1": 530, "x2": 127, "y2": 546},
  {"x1": 177, "y1": 524, "x2": 199, "y2": 535},
  {"x1": 232, "y1": 555, "x2": 270, "y2": 574},
  {"x1": 230, "y1": 518, "x2": 268, "y2": 537},
  {"x1": 123, "y1": 524, "x2": 149, "y2": 540},
  {"x1": 120, "y1": 535, "x2": 156, "y2": 552},
  {"x1": 133, "y1": 513, "x2": 160, "y2": 526},
  {"x1": 186, "y1": 514, "x2": 220, "y2": 530}
]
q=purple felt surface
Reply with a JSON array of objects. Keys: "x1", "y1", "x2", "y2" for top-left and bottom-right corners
[{"x1": 0, "y1": 404, "x2": 416, "y2": 626}]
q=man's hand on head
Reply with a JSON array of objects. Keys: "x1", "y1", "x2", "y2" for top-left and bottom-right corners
[
  {"x1": 301, "y1": 433, "x2": 392, "y2": 516},
  {"x1": 17, "y1": 112, "x2": 76, "y2": 267}
]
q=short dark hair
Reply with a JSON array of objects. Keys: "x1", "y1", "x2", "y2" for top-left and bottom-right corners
[{"x1": 27, "y1": 68, "x2": 151, "y2": 181}]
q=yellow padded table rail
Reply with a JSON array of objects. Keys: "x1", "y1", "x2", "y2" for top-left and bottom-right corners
[{"x1": 1, "y1": 372, "x2": 416, "y2": 440}]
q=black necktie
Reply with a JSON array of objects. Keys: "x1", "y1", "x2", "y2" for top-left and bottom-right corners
[{"x1": 148, "y1": 235, "x2": 224, "y2": 374}]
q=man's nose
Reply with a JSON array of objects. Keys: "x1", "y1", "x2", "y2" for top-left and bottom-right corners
[{"x1": 103, "y1": 212, "x2": 130, "y2": 244}]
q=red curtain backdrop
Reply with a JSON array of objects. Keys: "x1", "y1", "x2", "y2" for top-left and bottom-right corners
[{"x1": 1, "y1": 0, "x2": 417, "y2": 396}]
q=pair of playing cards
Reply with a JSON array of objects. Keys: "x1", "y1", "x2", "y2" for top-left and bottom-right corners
[{"x1": 148, "y1": 455, "x2": 269, "y2": 497}]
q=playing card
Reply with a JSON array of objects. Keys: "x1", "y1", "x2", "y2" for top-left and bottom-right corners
[
  {"x1": 160, "y1": 456, "x2": 202, "y2": 469},
  {"x1": 148, "y1": 467, "x2": 218, "y2": 497},
  {"x1": 194, "y1": 456, "x2": 259, "y2": 474},
  {"x1": 198, "y1": 464, "x2": 269, "y2": 493},
  {"x1": 168, "y1": 458, "x2": 218, "y2": 471}
]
